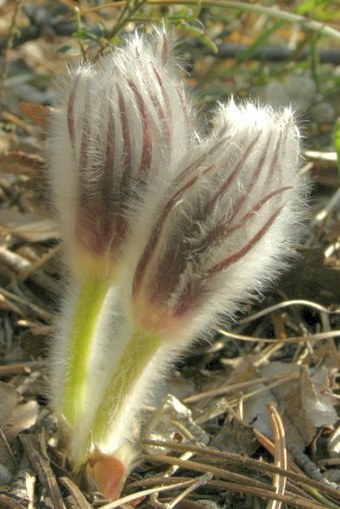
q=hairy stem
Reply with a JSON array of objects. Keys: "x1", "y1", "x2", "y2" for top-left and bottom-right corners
[
  {"x1": 62, "y1": 277, "x2": 110, "y2": 426},
  {"x1": 86, "y1": 327, "x2": 163, "y2": 454}
]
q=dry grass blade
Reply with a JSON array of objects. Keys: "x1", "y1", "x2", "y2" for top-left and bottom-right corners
[
  {"x1": 304, "y1": 150, "x2": 337, "y2": 163},
  {"x1": 142, "y1": 440, "x2": 340, "y2": 502},
  {"x1": 267, "y1": 403, "x2": 288, "y2": 509},
  {"x1": 183, "y1": 372, "x2": 299, "y2": 403},
  {"x1": 166, "y1": 472, "x2": 213, "y2": 508},
  {"x1": 0, "y1": 247, "x2": 34, "y2": 274},
  {"x1": 128, "y1": 477, "x2": 331, "y2": 509},
  {"x1": 59, "y1": 477, "x2": 92, "y2": 509},
  {"x1": 141, "y1": 453, "x2": 328, "y2": 509},
  {"x1": 0, "y1": 494, "x2": 26, "y2": 509},
  {"x1": 219, "y1": 328, "x2": 340, "y2": 344},
  {"x1": 19, "y1": 434, "x2": 65, "y2": 509},
  {"x1": 0, "y1": 246, "x2": 57, "y2": 292},
  {"x1": 142, "y1": 452, "x2": 271, "y2": 489},
  {"x1": 150, "y1": 450, "x2": 196, "y2": 506},
  {"x1": 1, "y1": 111, "x2": 36, "y2": 134},
  {"x1": 100, "y1": 478, "x2": 201, "y2": 509},
  {"x1": 255, "y1": 431, "x2": 340, "y2": 509},
  {"x1": 0, "y1": 287, "x2": 52, "y2": 322},
  {"x1": 239, "y1": 299, "x2": 340, "y2": 323},
  {"x1": 0, "y1": 361, "x2": 41, "y2": 377}
]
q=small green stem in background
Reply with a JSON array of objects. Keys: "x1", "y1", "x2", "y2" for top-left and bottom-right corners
[
  {"x1": 87, "y1": 327, "x2": 163, "y2": 453},
  {"x1": 62, "y1": 277, "x2": 110, "y2": 426},
  {"x1": 81, "y1": 1, "x2": 340, "y2": 42}
]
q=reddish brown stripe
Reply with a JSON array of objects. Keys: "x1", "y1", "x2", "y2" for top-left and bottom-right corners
[
  {"x1": 79, "y1": 100, "x2": 90, "y2": 178},
  {"x1": 171, "y1": 137, "x2": 225, "y2": 190},
  {"x1": 67, "y1": 74, "x2": 80, "y2": 149},
  {"x1": 226, "y1": 186, "x2": 291, "y2": 235},
  {"x1": 117, "y1": 84, "x2": 132, "y2": 177},
  {"x1": 205, "y1": 206, "x2": 283, "y2": 276},
  {"x1": 152, "y1": 65, "x2": 171, "y2": 146},
  {"x1": 128, "y1": 80, "x2": 153, "y2": 176},
  {"x1": 103, "y1": 104, "x2": 115, "y2": 187},
  {"x1": 203, "y1": 136, "x2": 258, "y2": 217},
  {"x1": 132, "y1": 165, "x2": 215, "y2": 295}
]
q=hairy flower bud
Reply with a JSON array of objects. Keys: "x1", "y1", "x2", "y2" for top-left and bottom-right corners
[
  {"x1": 132, "y1": 100, "x2": 306, "y2": 341},
  {"x1": 47, "y1": 26, "x2": 308, "y2": 501},
  {"x1": 79, "y1": 101, "x2": 308, "y2": 499},
  {"x1": 47, "y1": 27, "x2": 197, "y2": 280},
  {"x1": 47, "y1": 28, "x2": 199, "y2": 436}
]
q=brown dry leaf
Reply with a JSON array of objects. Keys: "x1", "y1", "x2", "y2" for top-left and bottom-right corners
[
  {"x1": 302, "y1": 367, "x2": 338, "y2": 428},
  {"x1": 0, "y1": 210, "x2": 59, "y2": 242},
  {"x1": 210, "y1": 418, "x2": 258, "y2": 456},
  {"x1": 145, "y1": 394, "x2": 210, "y2": 450},
  {"x1": 243, "y1": 362, "x2": 338, "y2": 451},
  {"x1": 19, "y1": 102, "x2": 51, "y2": 127},
  {"x1": 0, "y1": 381, "x2": 39, "y2": 486},
  {"x1": 4, "y1": 400, "x2": 39, "y2": 441},
  {"x1": 328, "y1": 425, "x2": 340, "y2": 458},
  {"x1": 0, "y1": 151, "x2": 44, "y2": 176},
  {"x1": 0, "y1": 381, "x2": 38, "y2": 440}
]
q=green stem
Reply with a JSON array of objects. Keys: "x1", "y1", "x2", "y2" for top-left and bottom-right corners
[
  {"x1": 62, "y1": 277, "x2": 110, "y2": 426},
  {"x1": 88, "y1": 327, "x2": 163, "y2": 451},
  {"x1": 84, "y1": 1, "x2": 340, "y2": 41}
]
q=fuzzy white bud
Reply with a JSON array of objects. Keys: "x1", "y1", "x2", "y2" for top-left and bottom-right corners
[
  {"x1": 46, "y1": 27, "x2": 198, "y2": 280},
  {"x1": 46, "y1": 27, "x2": 308, "y2": 500},
  {"x1": 132, "y1": 100, "x2": 307, "y2": 342}
]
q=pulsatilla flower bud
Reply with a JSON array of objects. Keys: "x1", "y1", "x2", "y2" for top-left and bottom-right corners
[
  {"x1": 47, "y1": 26, "x2": 308, "y2": 501},
  {"x1": 47, "y1": 28, "x2": 196, "y2": 281},
  {"x1": 47, "y1": 28, "x2": 198, "y2": 437},
  {"x1": 80, "y1": 101, "x2": 307, "y2": 499},
  {"x1": 132, "y1": 101, "x2": 306, "y2": 340}
]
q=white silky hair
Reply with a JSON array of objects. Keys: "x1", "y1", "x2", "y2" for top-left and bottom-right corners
[
  {"x1": 47, "y1": 26, "x2": 202, "y2": 464},
  {"x1": 89, "y1": 100, "x2": 308, "y2": 463},
  {"x1": 46, "y1": 26, "x2": 199, "y2": 279},
  {"x1": 132, "y1": 100, "x2": 308, "y2": 344},
  {"x1": 71, "y1": 337, "x2": 186, "y2": 461},
  {"x1": 46, "y1": 25, "x2": 309, "y2": 471}
]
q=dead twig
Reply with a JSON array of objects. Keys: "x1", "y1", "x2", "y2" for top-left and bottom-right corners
[
  {"x1": 19, "y1": 434, "x2": 65, "y2": 509},
  {"x1": 267, "y1": 403, "x2": 288, "y2": 509}
]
